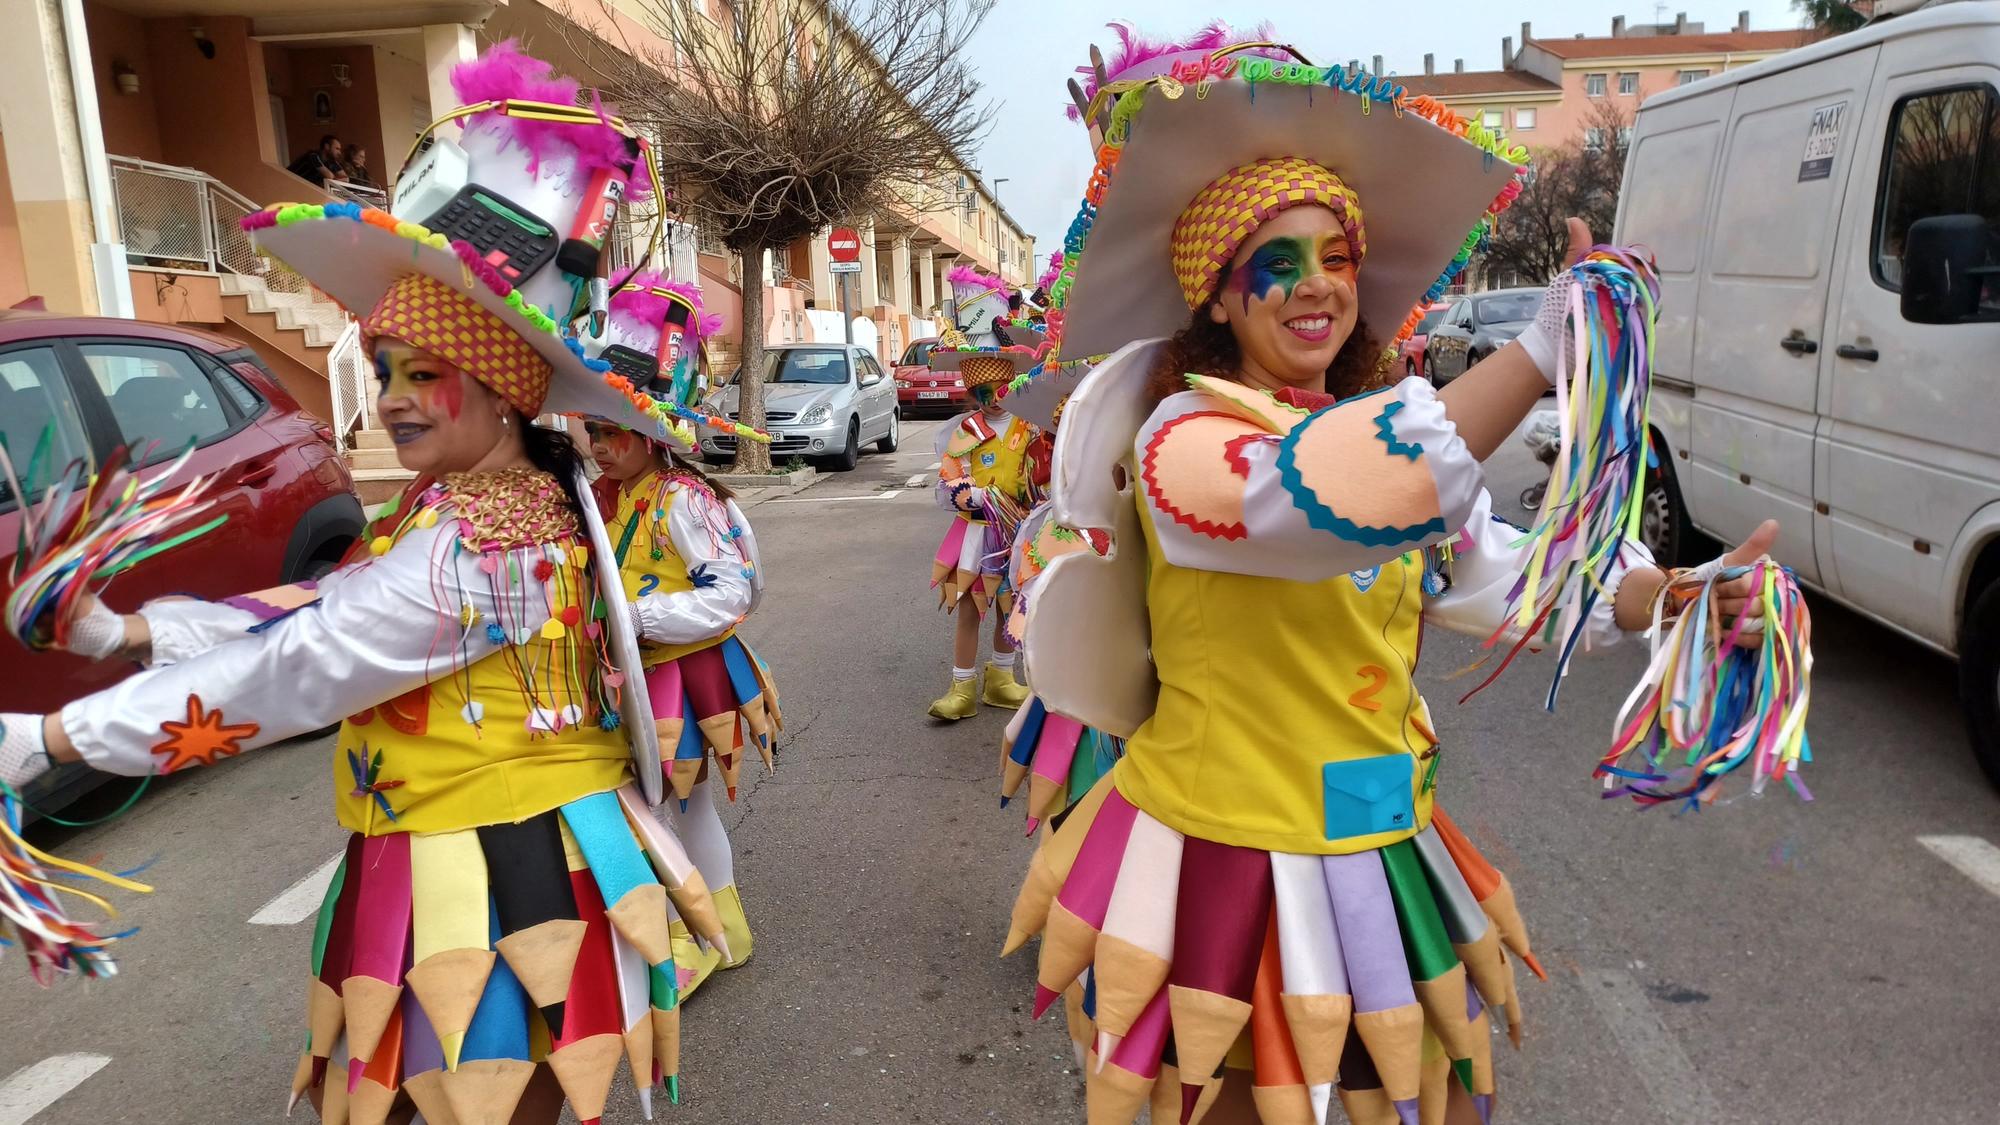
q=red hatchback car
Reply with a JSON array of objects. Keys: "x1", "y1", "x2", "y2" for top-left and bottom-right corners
[
  {"x1": 0, "y1": 311, "x2": 365, "y2": 809},
  {"x1": 892, "y1": 337, "x2": 970, "y2": 418},
  {"x1": 1400, "y1": 302, "x2": 1451, "y2": 381}
]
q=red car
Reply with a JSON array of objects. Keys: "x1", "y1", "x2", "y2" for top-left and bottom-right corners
[
  {"x1": 892, "y1": 337, "x2": 970, "y2": 418},
  {"x1": 1400, "y1": 302, "x2": 1451, "y2": 381},
  {"x1": 0, "y1": 311, "x2": 365, "y2": 810}
]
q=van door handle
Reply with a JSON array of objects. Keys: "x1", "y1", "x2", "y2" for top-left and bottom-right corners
[
  {"x1": 1779, "y1": 334, "x2": 1819, "y2": 355},
  {"x1": 1835, "y1": 343, "x2": 1880, "y2": 362}
]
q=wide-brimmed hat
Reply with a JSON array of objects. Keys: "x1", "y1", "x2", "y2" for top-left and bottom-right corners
[
  {"x1": 244, "y1": 42, "x2": 694, "y2": 448},
  {"x1": 1056, "y1": 38, "x2": 1526, "y2": 367},
  {"x1": 998, "y1": 358, "x2": 1086, "y2": 431},
  {"x1": 929, "y1": 345, "x2": 1043, "y2": 388}
]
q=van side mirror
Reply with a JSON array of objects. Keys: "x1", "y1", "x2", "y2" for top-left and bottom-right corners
[{"x1": 1901, "y1": 214, "x2": 1993, "y2": 324}]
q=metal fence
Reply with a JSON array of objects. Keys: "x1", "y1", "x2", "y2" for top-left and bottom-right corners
[
  {"x1": 108, "y1": 155, "x2": 314, "y2": 295},
  {"x1": 324, "y1": 320, "x2": 372, "y2": 453}
]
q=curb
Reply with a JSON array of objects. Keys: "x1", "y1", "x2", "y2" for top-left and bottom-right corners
[{"x1": 716, "y1": 466, "x2": 821, "y2": 504}]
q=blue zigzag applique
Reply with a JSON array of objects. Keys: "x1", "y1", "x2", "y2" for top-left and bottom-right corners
[{"x1": 1373, "y1": 400, "x2": 1424, "y2": 461}]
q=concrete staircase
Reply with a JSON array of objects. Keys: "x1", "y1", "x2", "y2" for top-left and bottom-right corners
[
  {"x1": 345, "y1": 427, "x2": 416, "y2": 506},
  {"x1": 219, "y1": 273, "x2": 348, "y2": 347}
]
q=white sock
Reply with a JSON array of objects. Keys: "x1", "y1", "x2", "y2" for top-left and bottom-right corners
[
  {"x1": 952, "y1": 665, "x2": 975, "y2": 681},
  {"x1": 996, "y1": 650, "x2": 1019, "y2": 670}
]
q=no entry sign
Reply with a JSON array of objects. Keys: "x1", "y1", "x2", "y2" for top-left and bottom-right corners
[{"x1": 828, "y1": 227, "x2": 862, "y2": 263}]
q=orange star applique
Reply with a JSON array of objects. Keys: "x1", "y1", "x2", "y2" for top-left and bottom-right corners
[{"x1": 151, "y1": 695, "x2": 261, "y2": 773}]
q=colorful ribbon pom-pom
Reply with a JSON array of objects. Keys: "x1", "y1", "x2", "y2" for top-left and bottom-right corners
[
  {"x1": 0, "y1": 768, "x2": 152, "y2": 983},
  {"x1": 1599, "y1": 560, "x2": 1814, "y2": 809}
]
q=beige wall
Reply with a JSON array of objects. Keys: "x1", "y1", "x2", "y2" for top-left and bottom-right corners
[
  {"x1": 128, "y1": 268, "x2": 223, "y2": 325},
  {"x1": 271, "y1": 45, "x2": 384, "y2": 177},
  {"x1": 143, "y1": 17, "x2": 304, "y2": 204},
  {"x1": 372, "y1": 43, "x2": 430, "y2": 182},
  {"x1": 0, "y1": 138, "x2": 28, "y2": 308}
]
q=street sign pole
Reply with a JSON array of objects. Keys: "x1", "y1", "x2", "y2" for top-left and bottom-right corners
[
  {"x1": 826, "y1": 226, "x2": 864, "y2": 348},
  {"x1": 840, "y1": 271, "x2": 853, "y2": 344}
]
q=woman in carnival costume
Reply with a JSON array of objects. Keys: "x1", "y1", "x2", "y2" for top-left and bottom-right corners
[
  {"x1": 583, "y1": 271, "x2": 779, "y2": 999},
  {"x1": 1004, "y1": 25, "x2": 1780, "y2": 1125},
  {"x1": 925, "y1": 265, "x2": 1043, "y2": 720},
  {"x1": 0, "y1": 44, "x2": 733, "y2": 1125}
]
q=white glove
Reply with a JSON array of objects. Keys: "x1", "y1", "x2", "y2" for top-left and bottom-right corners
[
  {"x1": 0, "y1": 714, "x2": 54, "y2": 789},
  {"x1": 66, "y1": 596, "x2": 128, "y2": 661},
  {"x1": 1513, "y1": 272, "x2": 1577, "y2": 386}
]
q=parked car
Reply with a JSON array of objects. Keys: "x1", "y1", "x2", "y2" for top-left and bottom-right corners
[
  {"x1": 1614, "y1": 0, "x2": 2000, "y2": 782},
  {"x1": 892, "y1": 337, "x2": 969, "y2": 418},
  {"x1": 0, "y1": 311, "x2": 366, "y2": 813},
  {"x1": 702, "y1": 344, "x2": 900, "y2": 471},
  {"x1": 1423, "y1": 288, "x2": 1539, "y2": 384},
  {"x1": 1399, "y1": 303, "x2": 1450, "y2": 380}
]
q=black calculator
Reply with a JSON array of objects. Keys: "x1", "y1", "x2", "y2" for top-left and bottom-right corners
[
  {"x1": 599, "y1": 344, "x2": 661, "y2": 383},
  {"x1": 419, "y1": 186, "x2": 559, "y2": 284}
]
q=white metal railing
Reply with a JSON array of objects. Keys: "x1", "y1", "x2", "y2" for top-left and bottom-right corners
[{"x1": 325, "y1": 320, "x2": 372, "y2": 453}]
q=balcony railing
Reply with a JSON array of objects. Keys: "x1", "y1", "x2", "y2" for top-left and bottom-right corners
[{"x1": 107, "y1": 155, "x2": 316, "y2": 297}]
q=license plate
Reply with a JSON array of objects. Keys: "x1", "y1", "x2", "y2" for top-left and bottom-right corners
[{"x1": 918, "y1": 390, "x2": 948, "y2": 400}]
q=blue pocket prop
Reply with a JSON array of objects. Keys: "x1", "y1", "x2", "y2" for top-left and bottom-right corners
[{"x1": 1322, "y1": 755, "x2": 1416, "y2": 842}]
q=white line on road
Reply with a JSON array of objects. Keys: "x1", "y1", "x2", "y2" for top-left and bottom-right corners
[
  {"x1": 764, "y1": 491, "x2": 904, "y2": 505},
  {"x1": 1917, "y1": 835, "x2": 2000, "y2": 898},
  {"x1": 248, "y1": 852, "x2": 344, "y2": 925},
  {"x1": 1577, "y1": 969, "x2": 1721, "y2": 1122},
  {"x1": 0, "y1": 1054, "x2": 111, "y2": 1125},
  {"x1": 904, "y1": 473, "x2": 928, "y2": 488}
]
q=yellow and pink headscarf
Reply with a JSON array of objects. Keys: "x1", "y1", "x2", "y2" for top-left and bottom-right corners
[
  {"x1": 1168, "y1": 155, "x2": 1367, "y2": 310},
  {"x1": 361, "y1": 272, "x2": 553, "y2": 417}
]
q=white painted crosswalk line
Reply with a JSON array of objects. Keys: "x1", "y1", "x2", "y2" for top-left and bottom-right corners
[
  {"x1": 905, "y1": 473, "x2": 928, "y2": 488},
  {"x1": 0, "y1": 1054, "x2": 111, "y2": 1125},
  {"x1": 248, "y1": 852, "x2": 344, "y2": 925},
  {"x1": 1917, "y1": 835, "x2": 2000, "y2": 898},
  {"x1": 1578, "y1": 969, "x2": 1721, "y2": 1122}
]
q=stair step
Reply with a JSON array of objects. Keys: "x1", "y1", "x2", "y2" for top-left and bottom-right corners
[
  {"x1": 351, "y1": 428, "x2": 394, "y2": 451},
  {"x1": 346, "y1": 447, "x2": 406, "y2": 472}
]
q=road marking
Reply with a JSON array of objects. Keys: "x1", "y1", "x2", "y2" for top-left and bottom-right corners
[
  {"x1": 0, "y1": 1054, "x2": 111, "y2": 1125},
  {"x1": 764, "y1": 491, "x2": 904, "y2": 505},
  {"x1": 904, "y1": 473, "x2": 928, "y2": 488},
  {"x1": 1917, "y1": 835, "x2": 2000, "y2": 898},
  {"x1": 1577, "y1": 969, "x2": 1721, "y2": 1122},
  {"x1": 248, "y1": 852, "x2": 344, "y2": 925}
]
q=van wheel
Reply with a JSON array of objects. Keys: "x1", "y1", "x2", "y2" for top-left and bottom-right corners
[{"x1": 1959, "y1": 582, "x2": 2000, "y2": 789}]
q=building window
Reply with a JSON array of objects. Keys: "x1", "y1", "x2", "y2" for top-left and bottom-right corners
[
  {"x1": 1514, "y1": 107, "x2": 1537, "y2": 130},
  {"x1": 1481, "y1": 109, "x2": 1504, "y2": 130},
  {"x1": 1618, "y1": 126, "x2": 1634, "y2": 148},
  {"x1": 1873, "y1": 85, "x2": 2000, "y2": 305},
  {"x1": 1618, "y1": 72, "x2": 1640, "y2": 95},
  {"x1": 1678, "y1": 69, "x2": 1711, "y2": 86},
  {"x1": 1583, "y1": 128, "x2": 1606, "y2": 153},
  {"x1": 1585, "y1": 73, "x2": 1608, "y2": 97}
]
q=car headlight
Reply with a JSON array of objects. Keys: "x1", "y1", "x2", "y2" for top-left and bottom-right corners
[{"x1": 798, "y1": 404, "x2": 831, "y2": 425}]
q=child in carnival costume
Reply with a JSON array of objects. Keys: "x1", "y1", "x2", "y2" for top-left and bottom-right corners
[
  {"x1": 925, "y1": 264, "x2": 1042, "y2": 720},
  {"x1": 0, "y1": 43, "x2": 739, "y2": 1125},
  {"x1": 1004, "y1": 24, "x2": 1780, "y2": 1124},
  {"x1": 582, "y1": 270, "x2": 779, "y2": 1000}
]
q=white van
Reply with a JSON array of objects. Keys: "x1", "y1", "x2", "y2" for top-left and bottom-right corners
[{"x1": 1615, "y1": 0, "x2": 2000, "y2": 782}]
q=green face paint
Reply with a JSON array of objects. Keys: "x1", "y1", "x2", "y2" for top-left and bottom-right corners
[{"x1": 1227, "y1": 232, "x2": 1353, "y2": 308}]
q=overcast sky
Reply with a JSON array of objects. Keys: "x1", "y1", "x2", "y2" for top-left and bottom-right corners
[{"x1": 962, "y1": 1, "x2": 1808, "y2": 267}]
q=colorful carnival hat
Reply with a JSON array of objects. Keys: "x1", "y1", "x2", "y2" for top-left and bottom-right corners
[
  {"x1": 1055, "y1": 33, "x2": 1527, "y2": 366},
  {"x1": 942, "y1": 263, "x2": 1016, "y2": 347},
  {"x1": 998, "y1": 358, "x2": 1085, "y2": 431},
  {"x1": 929, "y1": 343, "x2": 1043, "y2": 389},
  {"x1": 244, "y1": 41, "x2": 695, "y2": 448},
  {"x1": 580, "y1": 270, "x2": 776, "y2": 450}
]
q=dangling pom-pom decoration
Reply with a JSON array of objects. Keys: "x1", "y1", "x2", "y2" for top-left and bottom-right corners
[{"x1": 1598, "y1": 561, "x2": 1814, "y2": 809}]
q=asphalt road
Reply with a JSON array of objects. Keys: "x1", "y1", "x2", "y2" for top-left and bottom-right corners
[{"x1": 5, "y1": 412, "x2": 2000, "y2": 1124}]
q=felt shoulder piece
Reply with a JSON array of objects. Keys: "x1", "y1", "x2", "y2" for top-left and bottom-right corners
[
  {"x1": 441, "y1": 468, "x2": 581, "y2": 552},
  {"x1": 1140, "y1": 399, "x2": 1264, "y2": 542},
  {"x1": 1184, "y1": 373, "x2": 1313, "y2": 436},
  {"x1": 944, "y1": 414, "x2": 997, "y2": 460}
]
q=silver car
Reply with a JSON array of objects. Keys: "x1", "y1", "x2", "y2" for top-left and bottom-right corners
[
  {"x1": 1423, "y1": 287, "x2": 1540, "y2": 384},
  {"x1": 701, "y1": 344, "x2": 901, "y2": 471}
]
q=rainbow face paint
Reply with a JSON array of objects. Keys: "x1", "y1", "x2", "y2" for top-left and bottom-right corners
[
  {"x1": 1227, "y1": 233, "x2": 1355, "y2": 310},
  {"x1": 373, "y1": 345, "x2": 468, "y2": 420}
]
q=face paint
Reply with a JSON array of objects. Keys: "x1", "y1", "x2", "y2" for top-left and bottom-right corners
[
  {"x1": 1227, "y1": 233, "x2": 1353, "y2": 310},
  {"x1": 374, "y1": 344, "x2": 467, "y2": 420}
]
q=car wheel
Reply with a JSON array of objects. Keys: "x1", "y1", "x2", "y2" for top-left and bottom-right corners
[
  {"x1": 823, "y1": 418, "x2": 860, "y2": 472},
  {"x1": 1422, "y1": 353, "x2": 1438, "y2": 385},
  {"x1": 1959, "y1": 579, "x2": 2000, "y2": 789},
  {"x1": 1405, "y1": 359, "x2": 1417, "y2": 380},
  {"x1": 877, "y1": 410, "x2": 900, "y2": 454}
]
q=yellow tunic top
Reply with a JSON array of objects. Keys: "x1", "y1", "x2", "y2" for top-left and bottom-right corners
[
  {"x1": 939, "y1": 414, "x2": 1035, "y2": 521},
  {"x1": 604, "y1": 468, "x2": 734, "y2": 666}
]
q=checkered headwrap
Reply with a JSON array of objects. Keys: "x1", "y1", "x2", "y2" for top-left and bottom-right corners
[
  {"x1": 1169, "y1": 156, "x2": 1367, "y2": 309},
  {"x1": 959, "y1": 355, "x2": 1021, "y2": 389},
  {"x1": 362, "y1": 273, "x2": 552, "y2": 416}
]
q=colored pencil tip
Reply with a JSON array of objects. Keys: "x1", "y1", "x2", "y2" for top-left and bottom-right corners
[
  {"x1": 726, "y1": 786, "x2": 737, "y2": 800},
  {"x1": 438, "y1": 1030, "x2": 466, "y2": 1072},
  {"x1": 1180, "y1": 1083, "x2": 1201, "y2": 1124},
  {"x1": 999, "y1": 795, "x2": 1010, "y2": 808},
  {"x1": 637, "y1": 1084, "x2": 655, "y2": 1120},
  {"x1": 678, "y1": 799, "x2": 689, "y2": 813},
  {"x1": 1031, "y1": 983, "x2": 1059, "y2": 1020},
  {"x1": 345, "y1": 1057, "x2": 365, "y2": 1094},
  {"x1": 1522, "y1": 952, "x2": 1548, "y2": 981},
  {"x1": 1022, "y1": 818, "x2": 1040, "y2": 837},
  {"x1": 667, "y1": 1075, "x2": 681, "y2": 1105},
  {"x1": 1093, "y1": 1031, "x2": 1116, "y2": 1072},
  {"x1": 710, "y1": 934, "x2": 733, "y2": 964}
]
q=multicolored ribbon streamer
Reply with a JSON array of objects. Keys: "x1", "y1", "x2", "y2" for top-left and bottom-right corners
[
  {"x1": 1599, "y1": 561, "x2": 1814, "y2": 809},
  {"x1": 1, "y1": 434, "x2": 226, "y2": 651},
  {"x1": 1486, "y1": 248, "x2": 1660, "y2": 707},
  {"x1": 0, "y1": 775, "x2": 153, "y2": 982}
]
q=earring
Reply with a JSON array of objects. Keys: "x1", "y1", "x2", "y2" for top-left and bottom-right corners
[{"x1": 501, "y1": 415, "x2": 511, "y2": 427}]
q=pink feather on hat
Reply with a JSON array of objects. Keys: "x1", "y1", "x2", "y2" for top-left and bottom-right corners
[
  {"x1": 450, "y1": 39, "x2": 655, "y2": 199},
  {"x1": 608, "y1": 269, "x2": 723, "y2": 341},
  {"x1": 947, "y1": 263, "x2": 1009, "y2": 293},
  {"x1": 1066, "y1": 21, "x2": 1283, "y2": 120}
]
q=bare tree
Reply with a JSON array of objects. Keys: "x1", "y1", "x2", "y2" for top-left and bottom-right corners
[
  {"x1": 1483, "y1": 101, "x2": 1632, "y2": 285},
  {"x1": 565, "y1": 0, "x2": 994, "y2": 471},
  {"x1": 1794, "y1": 0, "x2": 1871, "y2": 33}
]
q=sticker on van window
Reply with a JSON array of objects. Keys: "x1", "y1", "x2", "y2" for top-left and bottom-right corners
[{"x1": 1798, "y1": 101, "x2": 1848, "y2": 182}]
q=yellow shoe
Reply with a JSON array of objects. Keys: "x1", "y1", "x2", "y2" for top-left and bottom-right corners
[
  {"x1": 669, "y1": 917, "x2": 724, "y2": 1002},
  {"x1": 713, "y1": 883, "x2": 753, "y2": 970},
  {"x1": 983, "y1": 662, "x2": 1030, "y2": 708},
  {"x1": 928, "y1": 676, "x2": 980, "y2": 720}
]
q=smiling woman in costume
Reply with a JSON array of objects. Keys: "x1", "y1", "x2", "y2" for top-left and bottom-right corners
[
  {"x1": 0, "y1": 44, "x2": 728, "y2": 1125},
  {"x1": 1005, "y1": 26, "x2": 1779, "y2": 1125}
]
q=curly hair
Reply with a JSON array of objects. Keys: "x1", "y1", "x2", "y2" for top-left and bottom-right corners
[{"x1": 1146, "y1": 306, "x2": 1389, "y2": 405}]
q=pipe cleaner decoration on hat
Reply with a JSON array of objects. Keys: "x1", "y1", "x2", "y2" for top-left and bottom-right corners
[{"x1": 594, "y1": 272, "x2": 771, "y2": 446}]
